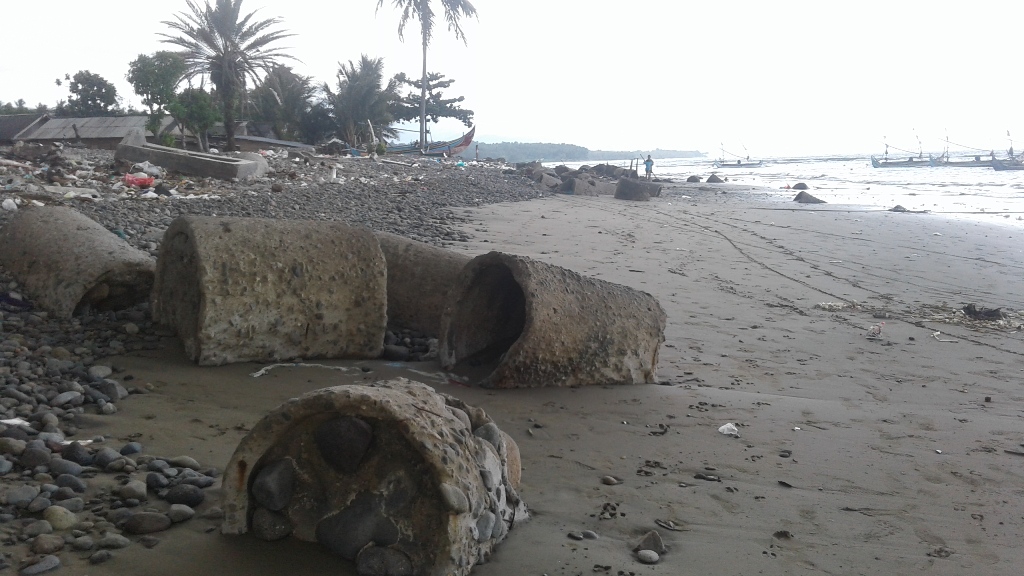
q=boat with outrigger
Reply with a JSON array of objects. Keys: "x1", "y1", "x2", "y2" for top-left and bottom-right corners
[
  {"x1": 386, "y1": 126, "x2": 476, "y2": 157},
  {"x1": 712, "y1": 144, "x2": 763, "y2": 168},
  {"x1": 872, "y1": 133, "x2": 1020, "y2": 169}
]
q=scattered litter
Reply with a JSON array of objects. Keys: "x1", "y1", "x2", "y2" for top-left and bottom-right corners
[
  {"x1": 718, "y1": 423, "x2": 739, "y2": 436},
  {"x1": 1, "y1": 198, "x2": 17, "y2": 211},
  {"x1": 932, "y1": 331, "x2": 958, "y2": 343},
  {"x1": 793, "y1": 427, "x2": 801, "y2": 431},
  {"x1": 828, "y1": 260, "x2": 843, "y2": 263},
  {"x1": 250, "y1": 362, "x2": 351, "y2": 377},
  {"x1": 123, "y1": 173, "x2": 155, "y2": 188},
  {"x1": 777, "y1": 480, "x2": 794, "y2": 488},
  {"x1": 866, "y1": 322, "x2": 884, "y2": 339},
  {"x1": 131, "y1": 161, "x2": 165, "y2": 178},
  {"x1": 655, "y1": 519, "x2": 688, "y2": 532},
  {"x1": 935, "y1": 449, "x2": 942, "y2": 454},
  {"x1": 0, "y1": 418, "x2": 29, "y2": 426},
  {"x1": 814, "y1": 302, "x2": 849, "y2": 311},
  {"x1": 932, "y1": 232, "x2": 942, "y2": 236},
  {"x1": 61, "y1": 439, "x2": 93, "y2": 446}
]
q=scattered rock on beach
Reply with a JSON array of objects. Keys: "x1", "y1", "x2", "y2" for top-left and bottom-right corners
[
  {"x1": 706, "y1": 174, "x2": 724, "y2": 183},
  {"x1": 793, "y1": 191, "x2": 825, "y2": 204}
]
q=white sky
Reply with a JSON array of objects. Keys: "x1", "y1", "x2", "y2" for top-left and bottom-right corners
[{"x1": 3, "y1": 0, "x2": 1021, "y2": 156}]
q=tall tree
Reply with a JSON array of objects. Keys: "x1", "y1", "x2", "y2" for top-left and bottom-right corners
[
  {"x1": 248, "y1": 65, "x2": 315, "y2": 141},
  {"x1": 62, "y1": 71, "x2": 121, "y2": 116},
  {"x1": 376, "y1": 0, "x2": 477, "y2": 150},
  {"x1": 391, "y1": 71, "x2": 473, "y2": 128},
  {"x1": 168, "y1": 87, "x2": 221, "y2": 152},
  {"x1": 324, "y1": 55, "x2": 399, "y2": 147},
  {"x1": 127, "y1": 51, "x2": 187, "y2": 137},
  {"x1": 159, "y1": 0, "x2": 294, "y2": 151}
]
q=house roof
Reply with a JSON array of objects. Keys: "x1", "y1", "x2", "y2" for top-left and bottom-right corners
[
  {"x1": 18, "y1": 115, "x2": 177, "y2": 141},
  {"x1": 0, "y1": 114, "x2": 46, "y2": 143}
]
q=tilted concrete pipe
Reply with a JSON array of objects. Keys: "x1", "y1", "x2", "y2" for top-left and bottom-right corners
[
  {"x1": 374, "y1": 231, "x2": 471, "y2": 336},
  {"x1": 439, "y1": 252, "x2": 666, "y2": 388},
  {"x1": 0, "y1": 206, "x2": 154, "y2": 318},
  {"x1": 152, "y1": 216, "x2": 387, "y2": 366},
  {"x1": 222, "y1": 378, "x2": 527, "y2": 576}
]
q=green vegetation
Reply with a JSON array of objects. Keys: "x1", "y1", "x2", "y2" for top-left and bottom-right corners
[
  {"x1": 377, "y1": 0, "x2": 477, "y2": 150},
  {"x1": 59, "y1": 71, "x2": 122, "y2": 116},
  {"x1": 392, "y1": 72, "x2": 473, "y2": 129},
  {"x1": 324, "y1": 55, "x2": 399, "y2": 146},
  {"x1": 126, "y1": 51, "x2": 187, "y2": 137},
  {"x1": 168, "y1": 88, "x2": 221, "y2": 152},
  {"x1": 160, "y1": 0, "x2": 294, "y2": 151}
]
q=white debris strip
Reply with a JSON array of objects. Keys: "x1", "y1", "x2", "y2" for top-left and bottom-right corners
[{"x1": 250, "y1": 362, "x2": 352, "y2": 377}]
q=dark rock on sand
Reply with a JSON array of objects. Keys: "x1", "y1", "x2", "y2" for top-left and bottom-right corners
[
  {"x1": 315, "y1": 416, "x2": 373, "y2": 474},
  {"x1": 252, "y1": 458, "x2": 296, "y2": 511}
]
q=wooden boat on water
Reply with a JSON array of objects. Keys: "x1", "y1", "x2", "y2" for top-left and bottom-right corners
[
  {"x1": 992, "y1": 158, "x2": 1024, "y2": 171},
  {"x1": 871, "y1": 155, "x2": 933, "y2": 168},
  {"x1": 931, "y1": 154, "x2": 995, "y2": 168},
  {"x1": 713, "y1": 158, "x2": 763, "y2": 168},
  {"x1": 386, "y1": 126, "x2": 475, "y2": 156}
]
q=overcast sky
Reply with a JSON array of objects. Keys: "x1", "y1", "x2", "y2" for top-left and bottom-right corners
[{"x1": 3, "y1": 0, "x2": 1021, "y2": 156}]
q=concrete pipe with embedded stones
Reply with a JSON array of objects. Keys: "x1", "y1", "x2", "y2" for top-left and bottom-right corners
[
  {"x1": 439, "y1": 251, "x2": 666, "y2": 388},
  {"x1": 151, "y1": 216, "x2": 387, "y2": 366},
  {"x1": 221, "y1": 378, "x2": 527, "y2": 576},
  {"x1": 0, "y1": 206, "x2": 154, "y2": 318},
  {"x1": 374, "y1": 231, "x2": 472, "y2": 336}
]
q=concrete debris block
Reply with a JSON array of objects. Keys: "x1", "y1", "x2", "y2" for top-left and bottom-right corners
[
  {"x1": 614, "y1": 178, "x2": 662, "y2": 201},
  {"x1": 151, "y1": 216, "x2": 387, "y2": 365},
  {"x1": 114, "y1": 130, "x2": 262, "y2": 181},
  {"x1": 374, "y1": 231, "x2": 471, "y2": 337},
  {"x1": 0, "y1": 206, "x2": 155, "y2": 318},
  {"x1": 237, "y1": 152, "x2": 270, "y2": 178},
  {"x1": 439, "y1": 252, "x2": 666, "y2": 388},
  {"x1": 557, "y1": 178, "x2": 615, "y2": 196},
  {"x1": 221, "y1": 378, "x2": 528, "y2": 576}
]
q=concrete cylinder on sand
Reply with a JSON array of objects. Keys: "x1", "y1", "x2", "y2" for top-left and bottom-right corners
[
  {"x1": 0, "y1": 206, "x2": 154, "y2": 318},
  {"x1": 221, "y1": 378, "x2": 527, "y2": 576},
  {"x1": 439, "y1": 252, "x2": 667, "y2": 388},
  {"x1": 151, "y1": 216, "x2": 387, "y2": 366},
  {"x1": 374, "y1": 231, "x2": 471, "y2": 336}
]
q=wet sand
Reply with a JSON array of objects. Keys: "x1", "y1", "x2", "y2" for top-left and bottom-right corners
[{"x1": 99, "y1": 183, "x2": 1024, "y2": 575}]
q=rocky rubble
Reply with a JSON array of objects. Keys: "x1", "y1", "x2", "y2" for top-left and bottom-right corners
[{"x1": 0, "y1": 143, "x2": 543, "y2": 573}]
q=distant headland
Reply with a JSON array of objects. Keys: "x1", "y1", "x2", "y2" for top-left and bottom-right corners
[{"x1": 459, "y1": 142, "x2": 705, "y2": 163}]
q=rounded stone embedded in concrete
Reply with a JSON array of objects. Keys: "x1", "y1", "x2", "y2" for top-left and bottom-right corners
[
  {"x1": 221, "y1": 378, "x2": 527, "y2": 576},
  {"x1": 0, "y1": 206, "x2": 154, "y2": 318},
  {"x1": 151, "y1": 216, "x2": 387, "y2": 365},
  {"x1": 439, "y1": 252, "x2": 666, "y2": 388}
]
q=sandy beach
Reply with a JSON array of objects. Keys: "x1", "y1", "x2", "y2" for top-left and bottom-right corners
[{"x1": 52, "y1": 179, "x2": 1022, "y2": 576}]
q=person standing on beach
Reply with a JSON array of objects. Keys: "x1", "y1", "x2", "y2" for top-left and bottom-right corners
[{"x1": 644, "y1": 155, "x2": 654, "y2": 180}]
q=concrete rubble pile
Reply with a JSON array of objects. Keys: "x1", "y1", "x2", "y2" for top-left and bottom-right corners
[{"x1": 222, "y1": 378, "x2": 527, "y2": 576}]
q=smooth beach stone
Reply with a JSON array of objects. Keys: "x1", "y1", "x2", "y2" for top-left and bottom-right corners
[
  {"x1": 164, "y1": 484, "x2": 204, "y2": 507},
  {"x1": 476, "y1": 511, "x2": 496, "y2": 543},
  {"x1": 355, "y1": 545, "x2": 414, "y2": 576},
  {"x1": 119, "y1": 480, "x2": 147, "y2": 500},
  {"x1": 89, "y1": 550, "x2": 113, "y2": 565},
  {"x1": 51, "y1": 487, "x2": 76, "y2": 501},
  {"x1": 119, "y1": 442, "x2": 143, "y2": 455},
  {"x1": 71, "y1": 535, "x2": 95, "y2": 551},
  {"x1": 43, "y1": 505, "x2": 78, "y2": 530},
  {"x1": 97, "y1": 533, "x2": 131, "y2": 549},
  {"x1": 472, "y1": 423, "x2": 503, "y2": 453},
  {"x1": 637, "y1": 549, "x2": 660, "y2": 564},
  {"x1": 23, "y1": 520, "x2": 53, "y2": 537},
  {"x1": 252, "y1": 458, "x2": 296, "y2": 511},
  {"x1": 315, "y1": 493, "x2": 398, "y2": 560},
  {"x1": 30, "y1": 534, "x2": 65, "y2": 554},
  {"x1": 168, "y1": 504, "x2": 195, "y2": 523},
  {"x1": 314, "y1": 416, "x2": 373, "y2": 474},
  {"x1": 26, "y1": 496, "x2": 52, "y2": 513},
  {"x1": 252, "y1": 508, "x2": 292, "y2": 541},
  {"x1": 0, "y1": 438, "x2": 27, "y2": 456},
  {"x1": 48, "y1": 458, "x2": 83, "y2": 477},
  {"x1": 168, "y1": 455, "x2": 201, "y2": 470},
  {"x1": 0, "y1": 457, "x2": 12, "y2": 475},
  {"x1": 60, "y1": 442, "x2": 93, "y2": 465},
  {"x1": 146, "y1": 472, "x2": 170, "y2": 489},
  {"x1": 55, "y1": 497, "x2": 84, "y2": 513},
  {"x1": 50, "y1": 391, "x2": 82, "y2": 407},
  {"x1": 438, "y1": 482, "x2": 469, "y2": 513},
  {"x1": 93, "y1": 447, "x2": 122, "y2": 469},
  {"x1": 123, "y1": 512, "x2": 172, "y2": 534},
  {"x1": 55, "y1": 474, "x2": 87, "y2": 493},
  {"x1": 87, "y1": 366, "x2": 113, "y2": 379},
  {"x1": 19, "y1": 447, "x2": 52, "y2": 469},
  {"x1": 5, "y1": 484, "x2": 40, "y2": 507},
  {"x1": 19, "y1": 554, "x2": 60, "y2": 575}
]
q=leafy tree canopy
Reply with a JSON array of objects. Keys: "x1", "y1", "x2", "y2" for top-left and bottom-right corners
[
  {"x1": 60, "y1": 71, "x2": 121, "y2": 117},
  {"x1": 324, "y1": 55, "x2": 399, "y2": 146},
  {"x1": 391, "y1": 71, "x2": 473, "y2": 128},
  {"x1": 127, "y1": 51, "x2": 187, "y2": 114}
]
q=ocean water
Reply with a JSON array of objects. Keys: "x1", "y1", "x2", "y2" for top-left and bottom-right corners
[{"x1": 550, "y1": 155, "x2": 1024, "y2": 229}]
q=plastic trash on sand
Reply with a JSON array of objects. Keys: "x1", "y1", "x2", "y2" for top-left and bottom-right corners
[
  {"x1": 132, "y1": 161, "x2": 165, "y2": 178},
  {"x1": 718, "y1": 423, "x2": 739, "y2": 436},
  {"x1": 123, "y1": 173, "x2": 155, "y2": 188}
]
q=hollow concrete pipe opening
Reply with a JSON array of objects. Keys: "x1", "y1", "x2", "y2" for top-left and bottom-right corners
[
  {"x1": 440, "y1": 252, "x2": 667, "y2": 388},
  {"x1": 443, "y1": 261, "x2": 527, "y2": 375},
  {"x1": 222, "y1": 379, "x2": 527, "y2": 576}
]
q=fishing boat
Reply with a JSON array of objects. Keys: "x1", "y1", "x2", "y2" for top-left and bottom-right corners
[
  {"x1": 713, "y1": 158, "x2": 763, "y2": 168},
  {"x1": 386, "y1": 126, "x2": 475, "y2": 156},
  {"x1": 870, "y1": 154, "x2": 933, "y2": 168},
  {"x1": 992, "y1": 158, "x2": 1024, "y2": 171},
  {"x1": 930, "y1": 153, "x2": 995, "y2": 168}
]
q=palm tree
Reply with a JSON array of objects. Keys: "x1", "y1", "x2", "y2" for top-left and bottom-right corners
[
  {"x1": 376, "y1": 0, "x2": 477, "y2": 151},
  {"x1": 324, "y1": 55, "x2": 399, "y2": 147},
  {"x1": 160, "y1": 0, "x2": 294, "y2": 151}
]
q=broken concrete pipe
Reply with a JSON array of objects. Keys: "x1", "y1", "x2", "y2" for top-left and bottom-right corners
[
  {"x1": 221, "y1": 378, "x2": 527, "y2": 576},
  {"x1": 0, "y1": 206, "x2": 154, "y2": 318},
  {"x1": 614, "y1": 177, "x2": 663, "y2": 201},
  {"x1": 374, "y1": 231, "x2": 472, "y2": 337},
  {"x1": 439, "y1": 252, "x2": 667, "y2": 388},
  {"x1": 151, "y1": 216, "x2": 387, "y2": 366}
]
